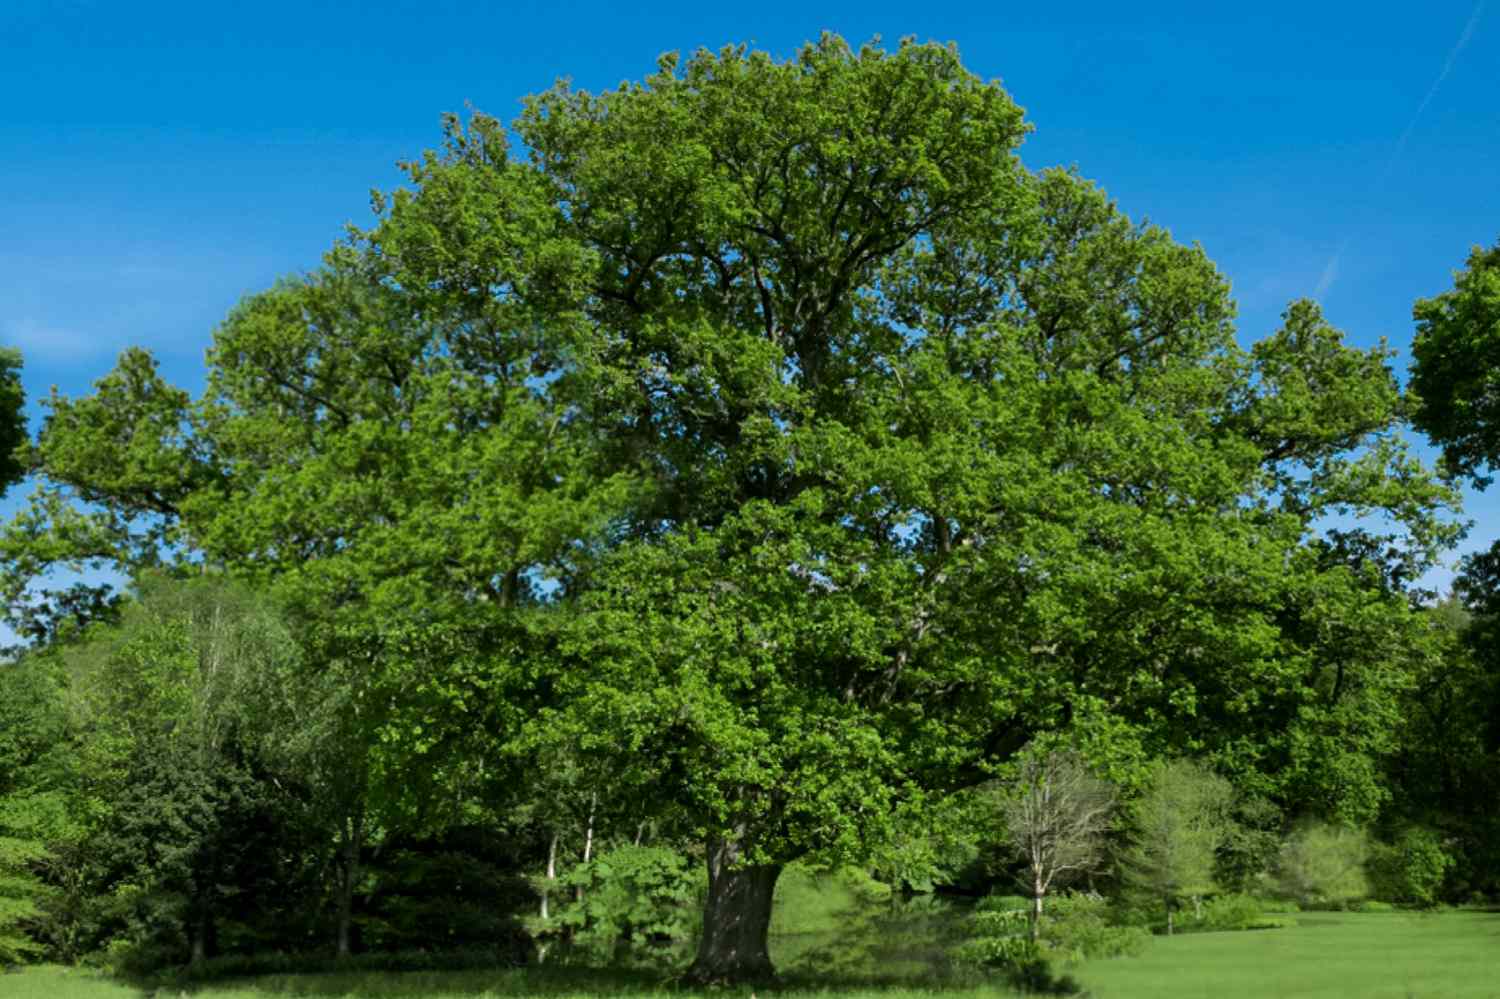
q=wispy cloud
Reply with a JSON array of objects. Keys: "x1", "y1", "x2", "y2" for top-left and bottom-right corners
[
  {"x1": 1315, "y1": 0, "x2": 1487, "y2": 298},
  {"x1": 1384, "y1": 0, "x2": 1487, "y2": 180},
  {"x1": 0, "y1": 318, "x2": 109, "y2": 362},
  {"x1": 1314, "y1": 238, "x2": 1349, "y2": 300}
]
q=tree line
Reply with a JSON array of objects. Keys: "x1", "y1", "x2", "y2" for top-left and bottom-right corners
[{"x1": 0, "y1": 34, "x2": 1497, "y2": 984}]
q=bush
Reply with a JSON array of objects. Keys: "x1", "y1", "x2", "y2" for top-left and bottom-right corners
[
  {"x1": 1255, "y1": 896, "x2": 1302, "y2": 914},
  {"x1": 1368, "y1": 828, "x2": 1453, "y2": 907},
  {"x1": 1275, "y1": 824, "x2": 1370, "y2": 907},
  {"x1": 1347, "y1": 899, "x2": 1396, "y2": 913},
  {"x1": 1042, "y1": 893, "x2": 1150, "y2": 961},
  {"x1": 1196, "y1": 893, "x2": 1260, "y2": 931},
  {"x1": 538, "y1": 844, "x2": 703, "y2": 968},
  {"x1": 954, "y1": 893, "x2": 1136, "y2": 994},
  {"x1": 1196, "y1": 893, "x2": 1295, "y2": 931},
  {"x1": 362, "y1": 825, "x2": 535, "y2": 960},
  {"x1": 952, "y1": 932, "x2": 1079, "y2": 995}
]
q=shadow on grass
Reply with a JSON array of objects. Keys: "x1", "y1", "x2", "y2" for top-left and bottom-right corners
[{"x1": 126, "y1": 952, "x2": 1014, "y2": 998}]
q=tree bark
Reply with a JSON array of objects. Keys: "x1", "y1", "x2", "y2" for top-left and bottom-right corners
[
  {"x1": 684, "y1": 837, "x2": 782, "y2": 985},
  {"x1": 575, "y1": 792, "x2": 596, "y2": 904},
  {"x1": 190, "y1": 905, "x2": 210, "y2": 966},
  {"x1": 1030, "y1": 886, "x2": 1044, "y2": 943},
  {"x1": 1165, "y1": 896, "x2": 1175, "y2": 936},
  {"x1": 541, "y1": 830, "x2": 558, "y2": 921},
  {"x1": 335, "y1": 803, "x2": 365, "y2": 958}
]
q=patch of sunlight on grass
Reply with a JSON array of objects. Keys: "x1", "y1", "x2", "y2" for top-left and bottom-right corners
[{"x1": 1075, "y1": 910, "x2": 1500, "y2": 999}]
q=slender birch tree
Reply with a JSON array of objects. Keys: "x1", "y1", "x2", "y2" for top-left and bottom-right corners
[{"x1": 999, "y1": 751, "x2": 1114, "y2": 941}]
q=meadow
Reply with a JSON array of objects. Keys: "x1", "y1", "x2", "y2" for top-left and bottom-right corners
[
  {"x1": 4, "y1": 910, "x2": 1497, "y2": 999},
  {"x1": 1074, "y1": 910, "x2": 1500, "y2": 998}
]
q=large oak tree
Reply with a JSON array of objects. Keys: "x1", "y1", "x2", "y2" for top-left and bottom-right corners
[{"x1": 1, "y1": 36, "x2": 1458, "y2": 981}]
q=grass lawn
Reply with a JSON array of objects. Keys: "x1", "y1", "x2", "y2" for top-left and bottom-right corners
[
  {"x1": 3, "y1": 910, "x2": 1496, "y2": 999},
  {"x1": 1074, "y1": 910, "x2": 1500, "y2": 998},
  {"x1": 0, "y1": 964, "x2": 1011, "y2": 999}
]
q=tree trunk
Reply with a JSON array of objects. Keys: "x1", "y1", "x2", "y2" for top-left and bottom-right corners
[
  {"x1": 190, "y1": 905, "x2": 210, "y2": 966},
  {"x1": 1165, "y1": 896, "x2": 1174, "y2": 936},
  {"x1": 1030, "y1": 887, "x2": 1044, "y2": 943},
  {"x1": 336, "y1": 803, "x2": 365, "y2": 958},
  {"x1": 684, "y1": 837, "x2": 781, "y2": 985},
  {"x1": 575, "y1": 792, "x2": 596, "y2": 904},
  {"x1": 541, "y1": 830, "x2": 558, "y2": 921}
]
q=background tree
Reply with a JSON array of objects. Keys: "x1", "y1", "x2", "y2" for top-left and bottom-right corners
[
  {"x1": 1410, "y1": 240, "x2": 1500, "y2": 488},
  {"x1": 0, "y1": 646, "x2": 74, "y2": 967},
  {"x1": 1120, "y1": 760, "x2": 1234, "y2": 934},
  {"x1": 1274, "y1": 824, "x2": 1370, "y2": 908},
  {"x1": 59, "y1": 573, "x2": 317, "y2": 967},
  {"x1": 1388, "y1": 576, "x2": 1500, "y2": 898},
  {"x1": 0, "y1": 348, "x2": 24, "y2": 496},
  {"x1": 995, "y1": 750, "x2": 1114, "y2": 942}
]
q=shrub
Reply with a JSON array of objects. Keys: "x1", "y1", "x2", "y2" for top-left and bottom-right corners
[
  {"x1": 1042, "y1": 893, "x2": 1150, "y2": 961},
  {"x1": 1196, "y1": 893, "x2": 1296, "y2": 931},
  {"x1": 1255, "y1": 896, "x2": 1302, "y2": 914},
  {"x1": 1196, "y1": 893, "x2": 1261, "y2": 931},
  {"x1": 952, "y1": 932, "x2": 1078, "y2": 995},
  {"x1": 1275, "y1": 824, "x2": 1370, "y2": 907},
  {"x1": 1368, "y1": 828, "x2": 1453, "y2": 907},
  {"x1": 955, "y1": 892, "x2": 1137, "y2": 993},
  {"x1": 362, "y1": 825, "x2": 534, "y2": 960},
  {"x1": 539, "y1": 844, "x2": 703, "y2": 968},
  {"x1": 1348, "y1": 899, "x2": 1395, "y2": 913}
]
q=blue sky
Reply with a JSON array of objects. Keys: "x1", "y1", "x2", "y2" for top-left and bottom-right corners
[{"x1": 3, "y1": 0, "x2": 1498, "y2": 596}]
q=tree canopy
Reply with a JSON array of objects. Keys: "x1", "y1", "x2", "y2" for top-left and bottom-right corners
[
  {"x1": 1411, "y1": 240, "x2": 1500, "y2": 488},
  {"x1": 0, "y1": 35, "x2": 1463, "y2": 982},
  {"x1": 0, "y1": 348, "x2": 25, "y2": 496}
]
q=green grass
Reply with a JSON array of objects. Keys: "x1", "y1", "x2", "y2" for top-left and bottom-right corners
[
  {"x1": 1073, "y1": 910, "x2": 1500, "y2": 998},
  {"x1": 5, "y1": 910, "x2": 1497, "y2": 999},
  {"x1": 0, "y1": 963, "x2": 1011, "y2": 999}
]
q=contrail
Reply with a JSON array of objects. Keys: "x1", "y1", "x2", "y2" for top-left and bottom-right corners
[{"x1": 1314, "y1": 0, "x2": 1486, "y2": 298}]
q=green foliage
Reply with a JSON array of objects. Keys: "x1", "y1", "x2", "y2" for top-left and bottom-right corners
[
  {"x1": 1036, "y1": 894, "x2": 1150, "y2": 963},
  {"x1": 1346, "y1": 899, "x2": 1396, "y2": 912},
  {"x1": 0, "y1": 647, "x2": 80, "y2": 967},
  {"x1": 37, "y1": 574, "x2": 335, "y2": 970},
  {"x1": 0, "y1": 347, "x2": 25, "y2": 496},
  {"x1": 1403, "y1": 565, "x2": 1500, "y2": 899},
  {"x1": 0, "y1": 824, "x2": 47, "y2": 966},
  {"x1": 865, "y1": 794, "x2": 984, "y2": 894},
  {"x1": 540, "y1": 845, "x2": 703, "y2": 968},
  {"x1": 1193, "y1": 893, "x2": 1263, "y2": 931},
  {"x1": 1171, "y1": 893, "x2": 1297, "y2": 932},
  {"x1": 361, "y1": 826, "x2": 535, "y2": 959},
  {"x1": 0, "y1": 32, "x2": 1470, "y2": 982},
  {"x1": 1119, "y1": 760, "x2": 1234, "y2": 930},
  {"x1": 954, "y1": 893, "x2": 1113, "y2": 994},
  {"x1": 1368, "y1": 827, "x2": 1453, "y2": 907},
  {"x1": 1410, "y1": 240, "x2": 1500, "y2": 488},
  {"x1": 1274, "y1": 824, "x2": 1370, "y2": 907},
  {"x1": 962, "y1": 893, "x2": 1149, "y2": 964},
  {"x1": 1214, "y1": 794, "x2": 1282, "y2": 893}
]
